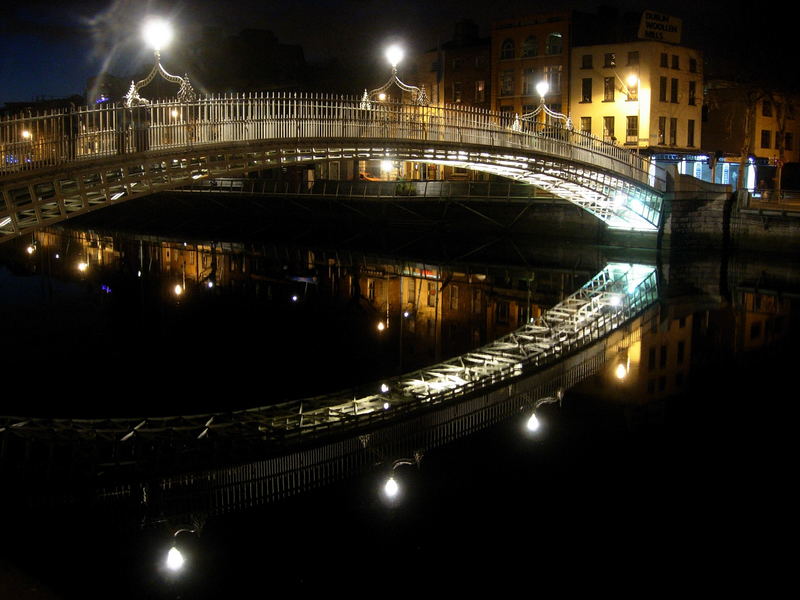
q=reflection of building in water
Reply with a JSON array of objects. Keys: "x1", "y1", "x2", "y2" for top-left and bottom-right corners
[
  {"x1": 572, "y1": 303, "x2": 692, "y2": 405},
  {"x1": 30, "y1": 228, "x2": 588, "y2": 371},
  {"x1": 736, "y1": 291, "x2": 791, "y2": 352}
]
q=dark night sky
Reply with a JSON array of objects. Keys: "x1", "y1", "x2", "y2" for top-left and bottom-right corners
[{"x1": 0, "y1": 0, "x2": 791, "y2": 106}]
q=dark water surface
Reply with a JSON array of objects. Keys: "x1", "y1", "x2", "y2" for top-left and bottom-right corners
[{"x1": 1, "y1": 194, "x2": 795, "y2": 597}]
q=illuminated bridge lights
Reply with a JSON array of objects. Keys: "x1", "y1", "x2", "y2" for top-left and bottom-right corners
[{"x1": 0, "y1": 262, "x2": 657, "y2": 445}]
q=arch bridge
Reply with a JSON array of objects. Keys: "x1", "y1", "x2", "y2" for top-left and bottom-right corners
[{"x1": 1, "y1": 94, "x2": 665, "y2": 242}]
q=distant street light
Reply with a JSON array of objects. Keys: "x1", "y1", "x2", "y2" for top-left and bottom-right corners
[
  {"x1": 142, "y1": 18, "x2": 173, "y2": 51},
  {"x1": 517, "y1": 81, "x2": 572, "y2": 131},
  {"x1": 165, "y1": 528, "x2": 196, "y2": 573}
]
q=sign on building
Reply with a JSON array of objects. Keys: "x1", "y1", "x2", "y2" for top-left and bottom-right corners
[{"x1": 638, "y1": 11, "x2": 682, "y2": 44}]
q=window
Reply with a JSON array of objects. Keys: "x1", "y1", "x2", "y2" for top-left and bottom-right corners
[
  {"x1": 627, "y1": 79, "x2": 638, "y2": 101},
  {"x1": 581, "y1": 54, "x2": 592, "y2": 69},
  {"x1": 544, "y1": 65, "x2": 562, "y2": 94},
  {"x1": 659, "y1": 77, "x2": 667, "y2": 102},
  {"x1": 580, "y1": 116, "x2": 592, "y2": 134},
  {"x1": 603, "y1": 77, "x2": 615, "y2": 101},
  {"x1": 500, "y1": 71, "x2": 514, "y2": 96},
  {"x1": 671, "y1": 55, "x2": 679, "y2": 69},
  {"x1": 496, "y1": 301, "x2": 509, "y2": 324},
  {"x1": 660, "y1": 345, "x2": 667, "y2": 368},
  {"x1": 522, "y1": 36, "x2": 537, "y2": 57},
  {"x1": 427, "y1": 282, "x2": 437, "y2": 307},
  {"x1": 368, "y1": 279, "x2": 375, "y2": 301},
  {"x1": 628, "y1": 51, "x2": 639, "y2": 65},
  {"x1": 689, "y1": 58, "x2": 698, "y2": 73},
  {"x1": 471, "y1": 288, "x2": 481, "y2": 313},
  {"x1": 522, "y1": 68, "x2": 537, "y2": 96},
  {"x1": 453, "y1": 82, "x2": 462, "y2": 103},
  {"x1": 787, "y1": 132, "x2": 794, "y2": 151},
  {"x1": 670, "y1": 78, "x2": 678, "y2": 103},
  {"x1": 660, "y1": 53, "x2": 668, "y2": 67},
  {"x1": 677, "y1": 340, "x2": 685, "y2": 365},
  {"x1": 603, "y1": 116, "x2": 615, "y2": 142},
  {"x1": 626, "y1": 116, "x2": 639, "y2": 144},
  {"x1": 604, "y1": 52, "x2": 616, "y2": 67},
  {"x1": 761, "y1": 130, "x2": 771, "y2": 148},
  {"x1": 658, "y1": 117, "x2": 666, "y2": 144},
  {"x1": 475, "y1": 80, "x2": 485, "y2": 103},
  {"x1": 581, "y1": 78, "x2": 592, "y2": 102},
  {"x1": 669, "y1": 118, "x2": 677, "y2": 145},
  {"x1": 500, "y1": 39, "x2": 514, "y2": 59},
  {"x1": 545, "y1": 32, "x2": 562, "y2": 55},
  {"x1": 763, "y1": 100, "x2": 773, "y2": 117},
  {"x1": 688, "y1": 119, "x2": 695, "y2": 147},
  {"x1": 449, "y1": 285, "x2": 458, "y2": 310},
  {"x1": 648, "y1": 347, "x2": 656, "y2": 370},
  {"x1": 689, "y1": 81, "x2": 697, "y2": 106}
]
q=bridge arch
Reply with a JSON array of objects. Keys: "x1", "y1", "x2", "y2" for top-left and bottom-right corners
[{"x1": 1, "y1": 94, "x2": 665, "y2": 240}]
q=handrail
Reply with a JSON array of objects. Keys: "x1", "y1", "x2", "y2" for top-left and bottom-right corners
[{"x1": 1, "y1": 94, "x2": 666, "y2": 190}]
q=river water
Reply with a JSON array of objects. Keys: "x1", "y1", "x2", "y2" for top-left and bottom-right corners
[{"x1": 1, "y1": 193, "x2": 796, "y2": 597}]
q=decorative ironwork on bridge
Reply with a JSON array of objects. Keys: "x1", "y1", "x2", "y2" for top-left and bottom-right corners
[{"x1": 1, "y1": 94, "x2": 665, "y2": 242}]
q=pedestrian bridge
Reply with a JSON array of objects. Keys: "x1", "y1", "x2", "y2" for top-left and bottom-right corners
[{"x1": 1, "y1": 94, "x2": 665, "y2": 242}]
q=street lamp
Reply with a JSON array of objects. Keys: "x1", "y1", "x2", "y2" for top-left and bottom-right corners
[
  {"x1": 124, "y1": 18, "x2": 196, "y2": 107},
  {"x1": 164, "y1": 528, "x2": 196, "y2": 573},
  {"x1": 524, "y1": 390, "x2": 563, "y2": 434},
  {"x1": 517, "y1": 80, "x2": 572, "y2": 132},
  {"x1": 361, "y1": 43, "x2": 428, "y2": 108},
  {"x1": 380, "y1": 452, "x2": 423, "y2": 503}
]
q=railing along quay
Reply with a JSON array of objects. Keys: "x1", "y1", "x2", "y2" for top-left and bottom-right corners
[{"x1": 1, "y1": 93, "x2": 665, "y2": 191}]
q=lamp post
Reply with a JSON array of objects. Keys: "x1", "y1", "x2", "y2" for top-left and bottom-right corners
[
  {"x1": 524, "y1": 390, "x2": 563, "y2": 434},
  {"x1": 124, "y1": 18, "x2": 196, "y2": 107},
  {"x1": 361, "y1": 43, "x2": 428, "y2": 108},
  {"x1": 164, "y1": 528, "x2": 196, "y2": 573},
  {"x1": 380, "y1": 452, "x2": 423, "y2": 503},
  {"x1": 517, "y1": 80, "x2": 572, "y2": 133}
]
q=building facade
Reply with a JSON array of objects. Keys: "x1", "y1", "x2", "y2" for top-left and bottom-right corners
[
  {"x1": 569, "y1": 41, "x2": 703, "y2": 155},
  {"x1": 491, "y1": 11, "x2": 573, "y2": 120}
]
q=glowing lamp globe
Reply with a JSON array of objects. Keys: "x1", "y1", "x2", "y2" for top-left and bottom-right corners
[
  {"x1": 143, "y1": 19, "x2": 173, "y2": 51},
  {"x1": 166, "y1": 547, "x2": 184, "y2": 571},
  {"x1": 535, "y1": 81, "x2": 549, "y2": 99},
  {"x1": 386, "y1": 45, "x2": 404, "y2": 68},
  {"x1": 384, "y1": 476, "x2": 399, "y2": 499},
  {"x1": 526, "y1": 413, "x2": 540, "y2": 432},
  {"x1": 615, "y1": 363, "x2": 628, "y2": 380},
  {"x1": 626, "y1": 74, "x2": 639, "y2": 88}
]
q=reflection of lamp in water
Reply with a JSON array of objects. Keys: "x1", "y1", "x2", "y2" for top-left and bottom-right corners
[
  {"x1": 165, "y1": 528, "x2": 196, "y2": 573},
  {"x1": 614, "y1": 350, "x2": 630, "y2": 380},
  {"x1": 381, "y1": 453, "x2": 423, "y2": 503},
  {"x1": 525, "y1": 390, "x2": 563, "y2": 434}
]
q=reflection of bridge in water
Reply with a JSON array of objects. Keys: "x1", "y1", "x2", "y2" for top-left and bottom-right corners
[
  {"x1": 2, "y1": 255, "x2": 657, "y2": 518},
  {"x1": 1, "y1": 95, "x2": 666, "y2": 243}
]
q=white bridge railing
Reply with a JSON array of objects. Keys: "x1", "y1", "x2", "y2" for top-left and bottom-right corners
[{"x1": 1, "y1": 94, "x2": 665, "y2": 190}]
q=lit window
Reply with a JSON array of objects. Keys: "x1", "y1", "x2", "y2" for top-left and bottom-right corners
[
  {"x1": 475, "y1": 80, "x2": 485, "y2": 103},
  {"x1": 580, "y1": 116, "x2": 591, "y2": 134},
  {"x1": 603, "y1": 116, "x2": 615, "y2": 142},
  {"x1": 544, "y1": 64, "x2": 562, "y2": 94},
  {"x1": 604, "y1": 52, "x2": 616, "y2": 67},
  {"x1": 545, "y1": 32, "x2": 562, "y2": 55},
  {"x1": 626, "y1": 116, "x2": 639, "y2": 144},
  {"x1": 604, "y1": 77, "x2": 615, "y2": 102}
]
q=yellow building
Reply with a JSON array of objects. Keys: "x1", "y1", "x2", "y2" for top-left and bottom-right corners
[{"x1": 569, "y1": 41, "x2": 703, "y2": 153}]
